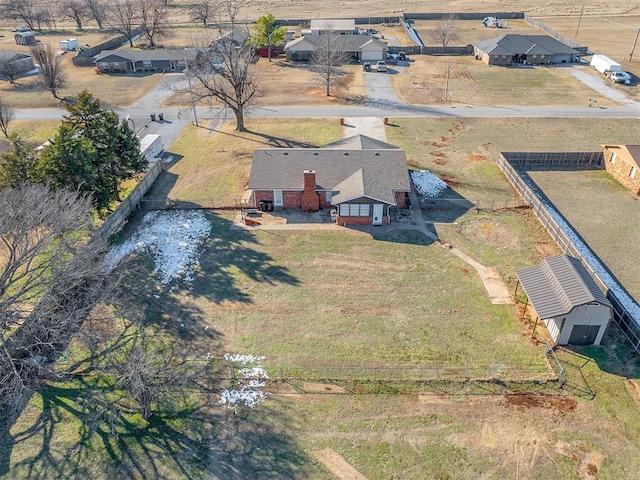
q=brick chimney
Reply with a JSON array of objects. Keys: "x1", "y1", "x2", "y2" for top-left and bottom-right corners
[{"x1": 301, "y1": 170, "x2": 320, "y2": 212}]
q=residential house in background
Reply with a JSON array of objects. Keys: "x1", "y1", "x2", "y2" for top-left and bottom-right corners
[
  {"x1": 94, "y1": 49, "x2": 197, "y2": 73},
  {"x1": 473, "y1": 34, "x2": 578, "y2": 66},
  {"x1": 284, "y1": 34, "x2": 388, "y2": 62},
  {"x1": 247, "y1": 135, "x2": 410, "y2": 226},
  {"x1": 602, "y1": 144, "x2": 640, "y2": 194},
  {"x1": 0, "y1": 51, "x2": 34, "y2": 76}
]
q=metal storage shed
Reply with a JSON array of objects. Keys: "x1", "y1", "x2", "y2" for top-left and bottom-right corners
[{"x1": 515, "y1": 254, "x2": 612, "y2": 346}]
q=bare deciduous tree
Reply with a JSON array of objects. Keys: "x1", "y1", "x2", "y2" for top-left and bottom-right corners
[
  {"x1": 310, "y1": 33, "x2": 350, "y2": 97},
  {"x1": 30, "y1": 44, "x2": 66, "y2": 99},
  {"x1": 0, "y1": 0, "x2": 37, "y2": 30},
  {"x1": 82, "y1": 0, "x2": 107, "y2": 29},
  {"x1": 60, "y1": 0, "x2": 87, "y2": 30},
  {"x1": 429, "y1": 14, "x2": 459, "y2": 47},
  {"x1": 0, "y1": 53, "x2": 22, "y2": 86},
  {"x1": 186, "y1": 0, "x2": 257, "y2": 131},
  {"x1": 138, "y1": 0, "x2": 171, "y2": 47},
  {"x1": 0, "y1": 98, "x2": 14, "y2": 138},
  {"x1": 108, "y1": 0, "x2": 139, "y2": 47},
  {"x1": 0, "y1": 185, "x2": 112, "y2": 413},
  {"x1": 190, "y1": 0, "x2": 215, "y2": 28}
]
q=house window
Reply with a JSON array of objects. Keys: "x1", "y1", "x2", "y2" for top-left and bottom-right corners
[
  {"x1": 325, "y1": 190, "x2": 332, "y2": 203},
  {"x1": 630, "y1": 167, "x2": 637, "y2": 178},
  {"x1": 611, "y1": 153, "x2": 617, "y2": 164},
  {"x1": 339, "y1": 204, "x2": 371, "y2": 216},
  {"x1": 143, "y1": 60, "x2": 152, "y2": 67}
]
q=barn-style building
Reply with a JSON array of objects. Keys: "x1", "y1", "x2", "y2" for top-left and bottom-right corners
[{"x1": 516, "y1": 254, "x2": 612, "y2": 346}]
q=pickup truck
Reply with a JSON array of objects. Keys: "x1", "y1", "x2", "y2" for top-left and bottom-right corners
[{"x1": 609, "y1": 71, "x2": 632, "y2": 84}]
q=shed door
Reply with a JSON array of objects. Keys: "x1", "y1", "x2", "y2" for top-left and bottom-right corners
[
  {"x1": 568, "y1": 325, "x2": 600, "y2": 346},
  {"x1": 372, "y1": 204, "x2": 383, "y2": 225}
]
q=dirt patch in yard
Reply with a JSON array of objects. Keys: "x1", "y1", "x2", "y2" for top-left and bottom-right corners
[
  {"x1": 504, "y1": 393, "x2": 577, "y2": 414},
  {"x1": 458, "y1": 217, "x2": 519, "y2": 250}
]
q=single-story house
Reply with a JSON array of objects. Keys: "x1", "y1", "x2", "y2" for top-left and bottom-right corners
[
  {"x1": 94, "y1": 49, "x2": 197, "y2": 73},
  {"x1": 0, "y1": 51, "x2": 35, "y2": 76},
  {"x1": 602, "y1": 144, "x2": 640, "y2": 194},
  {"x1": 14, "y1": 31, "x2": 37, "y2": 46},
  {"x1": 284, "y1": 34, "x2": 388, "y2": 62},
  {"x1": 473, "y1": 34, "x2": 579, "y2": 66},
  {"x1": 310, "y1": 19, "x2": 357, "y2": 35},
  {"x1": 515, "y1": 254, "x2": 612, "y2": 346},
  {"x1": 247, "y1": 135, "x2": 410, "y2": 226}
]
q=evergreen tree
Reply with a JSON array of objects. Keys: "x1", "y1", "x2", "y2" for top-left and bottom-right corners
[
  {"x1": 0, "y1": 134, "x2": 38, "y2": 187},
  {"x1": 40, "y1": 90, "x2": 147, "y2": 213}
]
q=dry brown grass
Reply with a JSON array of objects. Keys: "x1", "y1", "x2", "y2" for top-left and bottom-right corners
[
  {"x1": 393, "y1": 56, "x2": 618, "y2": 106},
  {"x1": 0, "y1": 29, "x2": 162, "y2": 107},
  {"x1": 412, "y1": 18, "x2": 543, "y2": 46}
]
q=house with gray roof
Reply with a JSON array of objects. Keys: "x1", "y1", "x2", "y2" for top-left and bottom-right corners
[
  {"x1": 310, "y1": 19, "x2": 357, "y2": 35},
  {"x1": 516, "y1": 254, "x2": 612, "y2": 345},
  {"x1": 284, "y1": 34, "x2": 388, "y2": 62},
  {"x1": 473, "y1": 34, "x2": 579, "y2": 66},
  {"x1": 247, "y1": 135, "x2": 410, "y2": 226},
  {"x1": 0, "y1": 51, "x2": 34, "y2": 79},
  {"x1": 94, "y1": 49, "x2": 197, "y2": 73}
]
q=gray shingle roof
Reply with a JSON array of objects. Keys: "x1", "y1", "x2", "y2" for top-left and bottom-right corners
[
  {"x1": 0, "y1": 51, "x2": 31, "y2": 62},
  {"x1": 285, "y1": 34, "x2": 387, "y2": 52},
  {"x1": 516, "y1": 254, "x2": 611, "y2": 319},
  {"x1": 248, "y1": 148, "x2": 410, "y2": 205},
  {"x1": 323, "y1": 134, "x2": 399, "y2": 150},
  {"x1": 94, "y1": 49, "x2": 197, "y2": 63},
  {"x1": 474, "y1": 34, "x2": 579, "y2": 56}
]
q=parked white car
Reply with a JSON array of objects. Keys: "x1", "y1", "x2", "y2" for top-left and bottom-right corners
[
  {"x1": 376, "y1": 61, "x2": 387, "y2": 72},
  {"x1": 610, "y1": 71, "x2": 632, "y2": 84}
]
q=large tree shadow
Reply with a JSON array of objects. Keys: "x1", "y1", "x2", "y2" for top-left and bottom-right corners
[{"x1": 6, "y1": 378, "x2": 312, "y2": 479}]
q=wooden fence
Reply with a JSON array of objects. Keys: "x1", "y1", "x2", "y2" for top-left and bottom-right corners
[
  {"x1": 523, "y1": 13, "x2": 589, "y2": 54},
  {"x1": 73, "y1": 26, "x2": 145, "y2": 66},
  {"x1": 498, "y1": 153, "x2": 640, "y2": 353},
  {"x1": 97, "y1": 160, "x2": 165, "y2": 239}
]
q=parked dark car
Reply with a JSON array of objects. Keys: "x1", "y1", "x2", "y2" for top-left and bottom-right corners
[{"x1": 363, "y1": 62, "x2": 371, "y2": 72}]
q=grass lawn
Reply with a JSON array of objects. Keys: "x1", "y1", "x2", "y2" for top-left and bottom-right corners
[
  {"x1": 1, "y1": 120, "x2": 60, "y2": 143},
  {"x1": 393, "y1": 56, "x2": 618, "y2": 106},
  {"x1": 151, "y1": 118, "x2": 342, "y2": 206}
]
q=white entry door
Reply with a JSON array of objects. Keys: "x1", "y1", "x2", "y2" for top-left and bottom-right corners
[
  {"x1": 274, "y1": 189, "x2": 283, "y2": 207},
  {"x1": 372, "y1": 204, "x2": 383, "y2": 225}
]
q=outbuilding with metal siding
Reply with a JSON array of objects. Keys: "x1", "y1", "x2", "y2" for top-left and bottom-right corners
[{"x1": 515, "y1": 254, "x2": 612, "y2": 346}]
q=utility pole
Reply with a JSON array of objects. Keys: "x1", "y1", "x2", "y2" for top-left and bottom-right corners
[
  {"x1": 185, "y1": 63, "x2": 199, "y2": 127},
  {"x1": 629, "y1": 27, "x2": 640, "y2": 62},
  {"x1": 575, "y1": 4, "x2": 585, "y2": 38},
  {"x1": 443, "y1": 58, "x2": 451, "y2": 102}
]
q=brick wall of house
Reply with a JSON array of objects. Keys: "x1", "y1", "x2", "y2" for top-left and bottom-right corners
[
  {"x1": 320, "y1": 192, "x2": 333, "y2": 209},
  {"x1": 283, "y1": 191, "x2": 303, "y2": 208},
  {"x1": 337, "y1": 216, "x2": 389, "y2": 226},
  {"x1": 395, "y1": 191, "x2": 407, "y2": 208},
  {"x1": 603, "y1": 149, "x2": 640, "y2": 194}
]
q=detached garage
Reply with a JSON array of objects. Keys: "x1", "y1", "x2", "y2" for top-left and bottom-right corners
[{"x1": 515, "y1": 254, "x2": 612, "y2": 346}]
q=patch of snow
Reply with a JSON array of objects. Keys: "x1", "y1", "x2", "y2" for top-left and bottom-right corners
[
  {"x1": 223, "y1": 353, "x2": 265, "y2": 364},
  {"x1": 105, "y1": 210, "x2": 211, "y2": 284},
  {"x1": 410, "y1": 170, "x2": 448, "y2": 198},
  {"x1": 221, "y1": 353, "x2": 269, "y2": 411}
]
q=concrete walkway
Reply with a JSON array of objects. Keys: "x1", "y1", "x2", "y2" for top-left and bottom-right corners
[{"x1": 342, "y1": 116, "x2": 388, "y2": 141}]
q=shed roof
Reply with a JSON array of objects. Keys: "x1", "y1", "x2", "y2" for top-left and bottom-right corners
[
  {"x1": 0, "y1": 51, "x2": 31, "y2": 62},
  {"x1": 474, "y1": 34, "x2": 579, "y2": 56},
  {"x1": 310, "y1": 19, "x2": 356, "y2": 31},
  {"x1": 516, "y1": 254, "x2": 611, "y2": 319},
  {"x1": 248, "y1": 140, "x2": 410, "y2": 205}
]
